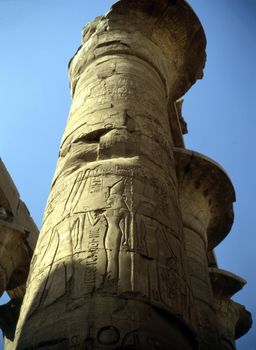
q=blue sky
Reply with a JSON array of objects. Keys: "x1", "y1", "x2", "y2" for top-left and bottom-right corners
[{"x1": 0, "y1": 1, "x2": 255, "y2": 349}]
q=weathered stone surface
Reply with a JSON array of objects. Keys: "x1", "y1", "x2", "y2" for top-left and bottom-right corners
[
  {"x1": 0, "y1": 159, "x2": 38, "y2": 346},
  {"x1": 4, "y1": 1, "x2": 251, "y2": 349},
  {"x1": 209, "y1": 268, "x2": 246, "y2": 299},
  {"x1": 174, "y1": 148, "x2": 235, "y2": 250},
  {"x1": 12, "y1": 1, "x2": 207, "y2": 349},
  {"x1": 0, "y1": 159, "x2": 38, "y2": 297},
  {"x1": 210, "y1": 268, "x2": 252, "y2": 349},
  {"x1": 174, "y1": 149, "x2": 238, "y2": 349}
]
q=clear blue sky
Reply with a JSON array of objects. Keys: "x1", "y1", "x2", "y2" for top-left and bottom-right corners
[{"x1": 0, "y1": 1, "x2": 255, "y2": 349}]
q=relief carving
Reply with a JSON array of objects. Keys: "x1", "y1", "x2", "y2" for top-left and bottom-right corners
[{"x1": 103, "y1": 179, "x2": 131, "y2": 283}]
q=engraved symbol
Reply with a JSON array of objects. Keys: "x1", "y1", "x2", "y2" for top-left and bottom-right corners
[{"x1": 97, "y1": 326, "x2": 120, "y2": 345}]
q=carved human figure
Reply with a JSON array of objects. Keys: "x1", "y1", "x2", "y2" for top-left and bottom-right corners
[{"x1": 103, "y1": 179, "x2": 130, "y2": 282}]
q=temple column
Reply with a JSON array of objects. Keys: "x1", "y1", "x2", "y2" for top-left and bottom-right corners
[
  {"x1": 175, "y1": 148, "x2": 236, "y2": 349},
  {"x1": 209, "y1": 268, "x2": 252, "y2": 350},
  {"x1": 13, "y1": 1, "x2": 207, "y2": 349},
  {"x1": 0, "y1": 159, "x2": 38, "y2": 346}
]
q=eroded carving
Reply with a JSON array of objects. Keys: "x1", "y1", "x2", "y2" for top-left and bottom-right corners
[{"x1": 103, "y1": 179, "x2": 131, "y2": 283}]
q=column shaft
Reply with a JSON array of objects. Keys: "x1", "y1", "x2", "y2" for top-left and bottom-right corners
[{"x1": 13, "y1": 12, "x2": 197, "y2": 350}]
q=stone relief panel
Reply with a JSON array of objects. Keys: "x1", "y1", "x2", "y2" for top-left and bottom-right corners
[{"x1": 16, "y1": 160, "x2": 190, "y2": 338}]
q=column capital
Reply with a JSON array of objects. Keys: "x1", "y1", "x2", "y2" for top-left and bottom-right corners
[
  {"x1": 70, "y1": 0, "x2": 206, "y2": 100},
  {"x1": 174, "y1": 148, "x2": 235, "y2": 249},
  {"x1": 209, "y1": 267, "x2": 252, "y2": 346},
  {"x1": 209, "y1": 268, "x2": 246, "y2": 299}
]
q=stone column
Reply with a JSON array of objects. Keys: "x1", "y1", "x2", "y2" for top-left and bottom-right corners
[
  {"x1": 0, "y1": 159, "x2": 37, "y2": 297},
  {"x1": 209, "y1": 268, "x2": 252, "y2": 350},
  {"x1": 0, "y1": 159, "x2": 38, "y2": 345},
  {"x1": 13, "y1": 1, "x2": 206, "y2": 349},
  {"x1": 175, "y1": 148, "x2": 236, "y2": 349}
]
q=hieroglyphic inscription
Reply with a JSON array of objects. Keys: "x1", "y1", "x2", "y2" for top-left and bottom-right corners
[
  {"x1": 84, "y1": 226, "x2": 100, "y2": 292},
  {"x1": 89, "y1": 176, "x2": 103, "y2": 194}
]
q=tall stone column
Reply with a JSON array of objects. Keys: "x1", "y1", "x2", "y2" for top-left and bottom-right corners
[
  {"x1": 174, "y1": 148, "x2": 236, "y2": 349},
  {"x1": 0, "y1": 159, "x2": 38, "y2": 298},
  {"x1": 209, "y1": 268, "x2": 252, "y2": 350},
  {"x1": 13, "y1": 1, "x2": 206, "y2": 349},
  {"x1": 0, "y1": 159, "x2": 38, "y2": 345}
]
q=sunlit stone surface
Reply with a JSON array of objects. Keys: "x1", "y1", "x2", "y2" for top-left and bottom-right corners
[{"x1": 0, "y1": 1, "x2": 251, "y2": 349}]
